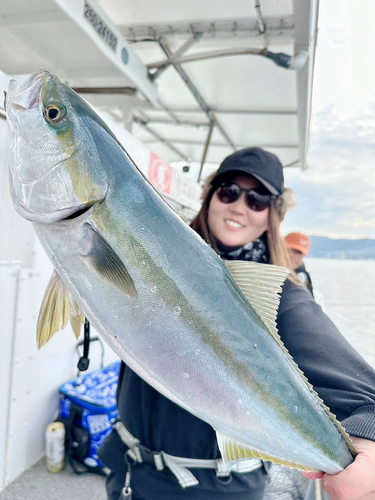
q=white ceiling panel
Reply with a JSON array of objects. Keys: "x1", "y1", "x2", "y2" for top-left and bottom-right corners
[
  {"x1": 215, "y1": 113, "x2": 298, "y2": 146},
  {"x1": 179, "y1": 52, "x2": 297, "y2": 112}
]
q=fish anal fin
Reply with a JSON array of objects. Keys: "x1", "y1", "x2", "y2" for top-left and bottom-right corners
[
  {"x1": 37, "y1": 271, "x2": 84, "y2": 348},
  {"x1": 82, "y1": 224, "x2": 138, "y2": 298},
  {"x1": 216, "y1": 432, "x2": 320, "y2": 473}
]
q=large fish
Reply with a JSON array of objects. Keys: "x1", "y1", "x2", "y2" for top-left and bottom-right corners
[{"x1": 5, "y1": 70, "x2": 356, "y2": 474}]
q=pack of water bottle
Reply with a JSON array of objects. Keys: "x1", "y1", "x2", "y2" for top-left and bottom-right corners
[{"x1": 57, "y1": 361, "x2": 120, "y2": 474}]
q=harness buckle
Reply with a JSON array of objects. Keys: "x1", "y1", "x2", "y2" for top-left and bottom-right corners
[
  {"x1": 153, "y1": 453, "x2": 165, "y2": 471},
  {"x1": 215, "y1": 459, "x2": 231, "y2": 478}
]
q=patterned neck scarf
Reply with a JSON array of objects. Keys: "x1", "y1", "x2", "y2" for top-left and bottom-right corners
[{"x1": 214, "y1": 234, "x2": 270, "y2": 263}]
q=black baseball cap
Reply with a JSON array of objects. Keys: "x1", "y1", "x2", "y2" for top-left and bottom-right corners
[{"x1": 211, "y1": 147, "x2": 284, "y2": 195}]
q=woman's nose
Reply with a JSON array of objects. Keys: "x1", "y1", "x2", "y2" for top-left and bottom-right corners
[{"x1": 229, "y1": 194, "x2": 247, "y2": 213}]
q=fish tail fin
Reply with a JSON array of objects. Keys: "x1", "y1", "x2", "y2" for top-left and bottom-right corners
[{"x1": 37, "y1": 271, "x2": 83, "y2": 348}]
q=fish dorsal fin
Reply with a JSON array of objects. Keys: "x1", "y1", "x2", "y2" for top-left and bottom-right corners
[
  {"x1": 216, "y1": 432, "x2": 319, "y2": 472},
  {"x1": 226, "y1": 260, "x2": 288, "y2": 346},
  {"x1": 82, "y1": 224, "x2": 138, "y2": 298},
  {"x1": 226, "y1": 260, "x2": 357, "y2": 457},
  {"x1": 37, "y1": 271, "x2": 84, "y2": 348}
]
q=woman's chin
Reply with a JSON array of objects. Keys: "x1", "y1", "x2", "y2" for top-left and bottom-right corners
[{"x1": 218, "y1": 235, "x2": 245, "y2": 247}]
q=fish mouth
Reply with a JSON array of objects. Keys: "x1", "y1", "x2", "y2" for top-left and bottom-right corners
[
  {"x1": 62, "y1": 204, "x2": 95, "y2": 221},
  {"x1": 7, "y1": 70, "x2": 48, "y2": 113}
]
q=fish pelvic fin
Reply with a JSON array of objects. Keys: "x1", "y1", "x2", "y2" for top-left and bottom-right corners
[
  {"x1": 37, "y1": 271, "x2": 84, "y2": 348},
  {"x1": 216, "y1": 432, "x2": 320, "y2": 472},
  {"x1": 82, "y1": 224, "x2": 138, "y2": 298},
  {"x1": 226, "y1": 260, "x2": 357, "y2": 458},
  {"x1": 70, "y1": 311, "x2": 85, "y2": 340}
]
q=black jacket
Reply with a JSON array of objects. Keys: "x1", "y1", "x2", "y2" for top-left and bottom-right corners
[{"x1": 99, "y1": 280, "x2": 375, "y2": 500}]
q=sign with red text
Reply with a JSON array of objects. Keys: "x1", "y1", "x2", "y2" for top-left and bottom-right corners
[{"x1": 148, "y1": 152, "x2": 172, "y2": 194}]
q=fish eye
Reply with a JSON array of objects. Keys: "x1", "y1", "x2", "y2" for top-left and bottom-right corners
[{"x1": 44, "y1": 104, "x2": 66, "y2": 123}]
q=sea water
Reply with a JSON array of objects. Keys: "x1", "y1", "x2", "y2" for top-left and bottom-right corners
[{"x1": 305, "y1": 257, "x2": 375, "y2": 368}]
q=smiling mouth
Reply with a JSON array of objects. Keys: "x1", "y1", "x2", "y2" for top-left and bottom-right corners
[{"x1": 225, "y1": 219, "x2": 244, "y2": 229}]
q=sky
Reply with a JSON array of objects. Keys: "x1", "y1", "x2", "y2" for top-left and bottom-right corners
[{"x1": 281, "y1": 0, "x2": 375, "y2": 239}]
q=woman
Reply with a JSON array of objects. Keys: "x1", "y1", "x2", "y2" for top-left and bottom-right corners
[{"x1": 99, "y1": 147, "x2": 375, "y2": 500}]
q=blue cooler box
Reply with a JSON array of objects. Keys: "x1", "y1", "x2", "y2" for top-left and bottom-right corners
[{"x1": 58, "y1": 361, "x2": 120, "y2": 468}]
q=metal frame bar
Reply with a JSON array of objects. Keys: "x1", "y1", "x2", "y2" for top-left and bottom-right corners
[
  {"x1": 148, "y1": 46, "x2": 306, "y2": 71},
  {"x1": 150, "y1": 33, "x2": 203, "y2": 81},
  {"x1": 157, "y1": 39, "x2": 235, "y2": 151},
  {"x1": 133, "y1": 116, "x2": 209, "y2": 128},
  {"x1": 254, "y1": 0, "x2": 268, "y2": 47},
  {"x1": 148, "y1": 47, "x2": 266, "y2": 70},
  {"x1": 198, "y1": 122, "x2": 214, "y2": 183},
  {"x1": 123, "y1": 16, "x2": 294, "y2": 42},
  {"x1": 141, "y1": 138, "x2": 298, "y2": 149},
  {"x1": 137, "y1": 108, "x2": 296, "y2": 116},
  {"x1": 72, "y1": 87, "x2": 137, "y2": 95}
]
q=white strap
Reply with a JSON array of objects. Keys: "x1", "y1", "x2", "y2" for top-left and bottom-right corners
[
  {"x1": 231, "y1": 459, "x2": 265, "y2": 474},
  {"x1": 115, "y1": 421, "x2": 142, "y2": 463},
  {"x1": 161, "y1": 452, "x2": 199, "y2": 488},
  {"x1": 115, "y1": 421, "x2": 262, "y2": 488}
]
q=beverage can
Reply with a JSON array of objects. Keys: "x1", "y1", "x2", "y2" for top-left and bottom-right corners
[{"x1": 45, "y1": 422, "x2": 65, "y2": 473}]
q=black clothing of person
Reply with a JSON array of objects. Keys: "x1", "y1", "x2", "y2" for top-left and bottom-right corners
[
  {"x1": 98, "y1": 272, "x2": 375, "y2": 500},
  {"x1": 295, "y1": 263, "x2": 314, "y2": 297}
]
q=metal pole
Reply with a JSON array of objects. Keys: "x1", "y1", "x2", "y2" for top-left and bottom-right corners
[
  {"x1": 148, "y1": 47, "x2": 266, "y2": 69},
  {"x1": 197, "y1": 122, "x2": 214, "y2": 183},
  {"x1": 158, "y1": 40, "x2": 235, "y2": 151},
  {"x1": 150, "y1": 33, "x2": 203, "y2": 81},
  {"x1": 72, "y1": 87, "x2": 136, "y2": 95}
]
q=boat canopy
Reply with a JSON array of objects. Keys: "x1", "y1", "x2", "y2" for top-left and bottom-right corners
[{"x1": 0, "y1": 0, "x2": 319, "y2": 180}]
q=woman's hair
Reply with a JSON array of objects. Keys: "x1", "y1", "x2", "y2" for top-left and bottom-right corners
[{"x1": 190, "y1": 171, "x2": 298, "y2": 279}]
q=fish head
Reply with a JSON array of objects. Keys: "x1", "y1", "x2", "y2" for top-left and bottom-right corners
[{"x1": 6, "y1": 70, "x2": 108, "y2": 223}]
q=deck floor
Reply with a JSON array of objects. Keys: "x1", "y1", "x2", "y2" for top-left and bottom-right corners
[
  {"x1": 0, "y1": 458, "x2": 313, "y2": 500},
  {"x1": 0, "y1": 458, "x2": 107, "y2": 500}
]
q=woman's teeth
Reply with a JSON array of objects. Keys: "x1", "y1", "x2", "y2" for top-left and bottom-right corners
[{"x1": 225, "y1": 220, "x2": 244, "y2": 228}]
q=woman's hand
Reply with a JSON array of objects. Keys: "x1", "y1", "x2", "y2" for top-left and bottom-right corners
[{"x1": 302, "y1": 437, "x2": 375, "y2": 500}]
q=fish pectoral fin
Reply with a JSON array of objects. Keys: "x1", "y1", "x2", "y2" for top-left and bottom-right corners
[
  {"x1": 216, "y1": 432, "x2": 319, "y2": 472},
  {"x1": 83, "y1": 224, "x2": 138, "y2": 298},
  {"x1": 37, "y1": 271, "x2": 84, "y2": 349},
  {"x1": 226, "y1": 261, "x2": 288, "y2": 347}
]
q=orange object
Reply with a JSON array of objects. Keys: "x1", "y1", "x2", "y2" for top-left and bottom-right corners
[{"x1": 284, "y1": 232, "x2": 310, "y2": 255}]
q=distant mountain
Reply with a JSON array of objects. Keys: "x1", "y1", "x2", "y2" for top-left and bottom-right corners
[{"x1": 308, "y1": 236, "x2": 375, "y2": 260}]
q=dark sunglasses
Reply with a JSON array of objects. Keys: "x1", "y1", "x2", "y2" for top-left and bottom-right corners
[{"x1": 215, "y1": 182, "x2": 274, "y2": 212}]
